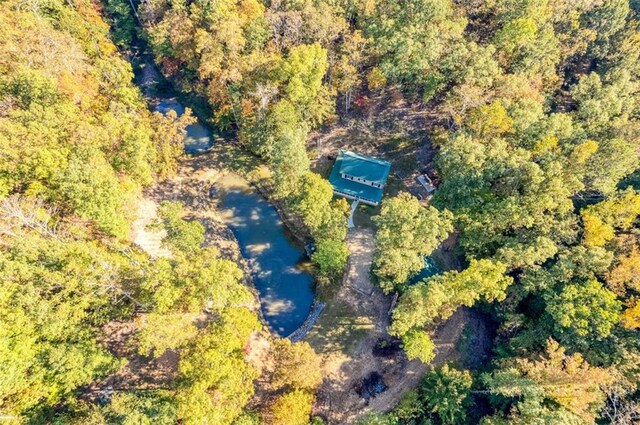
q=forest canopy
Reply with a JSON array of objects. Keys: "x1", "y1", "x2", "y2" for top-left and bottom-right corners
[{"x1": 1, "y1": 0, "x2": 639, "y2": 424}]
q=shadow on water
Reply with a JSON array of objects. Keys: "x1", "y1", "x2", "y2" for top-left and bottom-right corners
[
  {"x1": 212, "y1": 174, "x2": 315, "y2": 336},
  {"x1": 155, "y1": 98, "x2": 315, "y2": 336}
]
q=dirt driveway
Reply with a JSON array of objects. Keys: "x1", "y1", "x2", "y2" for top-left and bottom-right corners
[{"x1": 309, "y1": 228, "x2": 491, "y2": 424}]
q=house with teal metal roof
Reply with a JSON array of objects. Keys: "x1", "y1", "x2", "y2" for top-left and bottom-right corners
[{"x1": 329, "y1": 150, "x2": 392, "y2": 206}]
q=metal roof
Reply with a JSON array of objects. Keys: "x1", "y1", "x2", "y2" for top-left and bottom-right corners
[
  {"x1": 337, "y1": 150, "x2": 391, "y2": 184},
  {"x1": 329, "y1": 151, "x2": 391, "y2": 204}
]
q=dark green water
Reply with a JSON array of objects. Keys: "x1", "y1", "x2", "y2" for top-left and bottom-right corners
[{"x1": 409, "y1": 256, "x2": 440, "y2": 285}]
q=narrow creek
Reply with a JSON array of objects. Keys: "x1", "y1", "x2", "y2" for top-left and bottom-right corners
[{"x1": 152, "y1": 97, "x2": 315, "y2": 337}]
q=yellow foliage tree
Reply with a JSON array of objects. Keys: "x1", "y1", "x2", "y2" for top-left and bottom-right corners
[
  {"x1": 581, "y1": 189, "x2": 640, "y2": 247},
  {"x1": 607, "y1": 245, "x2": 640, "y2": 295},
  {"x1": 367, "y1": 67, "x2": 387, "y2": 91},
  {"x1": 270, "y1": 339, "x2": 322, "y2": 390},
  {"x1": 465, "y1": 101, "x2": 514, "y2": 139},
  {"x1": 269, "y1": 390, "x2": 314, "y2": 425},
  {"x1": 484, "y1": 339, "x2": 614, "y2": 423},
  {"x1": 621, "y1": 298, "x2": 640, "y2": 330}
]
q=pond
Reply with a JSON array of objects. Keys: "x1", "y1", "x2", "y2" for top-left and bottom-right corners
[
  {"x1": 155, "y1": 98, "x2": 315, "y2": 337},
  {"x1": 154, "y1": 99, "x2": 215, "y2": 154},
  {"x1": 213, "y1": 174, "x2": 315, "y2": 336}
]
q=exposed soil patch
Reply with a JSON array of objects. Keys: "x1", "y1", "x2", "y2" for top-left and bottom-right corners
[
  {"x1": 309, "y1": 227, "x2": 493, "y2": 423},
  {"x1": 144, "y1": 153, "x2": 250, "y2": 273},
  {"x1": 309, "y1": 87, "x2": 441, "y2": 201},
  {"x1": 455, "y1": 309, "x2": 497, "y2": 371},
  {"x1": 81, "y1": 321, "x2": 178, "y2": 402},
  {"x1": 372, "y1": 338, "x2": 402, "y2": 358},
  {"x1": 130, "y1": 197, "x2": 172, "y2": 259}
]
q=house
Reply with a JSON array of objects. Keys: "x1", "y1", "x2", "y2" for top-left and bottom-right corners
[{"x1": 329, "y1": 150, "x2": 391, "y2": 206}]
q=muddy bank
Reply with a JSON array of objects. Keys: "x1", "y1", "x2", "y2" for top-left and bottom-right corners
[{"x1": 132, "y1": 154, "x2": 257, "y2": 296}]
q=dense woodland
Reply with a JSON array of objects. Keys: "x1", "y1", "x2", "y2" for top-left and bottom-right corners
[{"x1": 1, "y1": 0, "x2": 639, "y2": 424}]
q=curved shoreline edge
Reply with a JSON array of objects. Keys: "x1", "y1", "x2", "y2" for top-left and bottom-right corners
[{"x1": 287, "y1": 300, "x2": 326, "y2": 342}]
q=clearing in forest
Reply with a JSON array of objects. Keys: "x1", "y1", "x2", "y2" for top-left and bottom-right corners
[{"x1": 307, "y1": 226, "x2": 491, "y2": 423}]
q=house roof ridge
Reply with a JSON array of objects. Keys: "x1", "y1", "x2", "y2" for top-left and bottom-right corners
[{"x1": 339, "y1": 149, "x2": 392, "y2": 167}]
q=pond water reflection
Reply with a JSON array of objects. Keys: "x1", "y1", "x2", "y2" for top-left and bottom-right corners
[{"x1": 213, "y1": 174, "x2": 315, "y2": 336}]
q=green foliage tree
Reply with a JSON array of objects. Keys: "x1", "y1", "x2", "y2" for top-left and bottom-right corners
[
  {"x1": 583, "y1": 0, "x2": 631, "y2": 60},
  {"x1": 493, "y1": 18, "x2": 539, "y2": 64},
  {"x1": 155, "y1": 201, "x2": 205, "y2": 255},
  {"x1": 104, "y1": 0, "x2": 138, "y2": 47},
  {"x1": 0, "y1": 244, "x2": 117, "y2": 417},
  {"x1": 421, "y1": 364, "x2": 472, "y2": 425},
  {"x1": 391, "y1": 260, "x2": 513, "y2": 337},
  {"x1": 291, "y1": 172, "x2": 349, "y2": 278},
  {"x1": 432, "y1": 134, "x2": 579, "y2": 269},
  {"x1": 233, "y1": 412, "x2": 263, "y2": 425},
  {"x1": 401, "y1": 330, "x2": 436, "y2": 364},
  {"x1": 175, "y1": 308, "x2": 261, "y2": 425},
  {"x1": 101, "y1": 391, "x2": 177, "y2": 425},
  {"x1": 373, "y1": 192, "x2": 453, "y2": 293},
  {"x1": 290, "y1": 172, "x2": 335, "y2": 233},
  {"x1": 544, "y1": 280, "x2": 621, "y2": 348},
  {"x1": 136, "y1": 312, "x2": 199, "y2": 357},
  {"x1": 58, "y1": 148, "x2": 134, "y2": 237},
  {"x1": 0, "y1": 199, "x2": 139, "y2": 419},
  {"x1": 363, "y1": 0, "x2": 467, "y2": 100},
  {"x1": 233, "y1": 411, "x2": 263, "y2": 425},
  {"x1": 279, "y1": 43, "x2": 332, "y2": 127},
  {"x1": 142, "y1": 246, "x2": 250, "y2": 314},
  {"x1": 312, "y1": 238, "x2": 349, "y2": 278},
  {"x1": 268, "y1": 101, "x2": 311, "y2": 198}
]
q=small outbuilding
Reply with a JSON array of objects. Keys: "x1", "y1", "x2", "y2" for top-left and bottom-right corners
[{"x1": 329, "y1": 150, "x2": 391, "y2": 206}]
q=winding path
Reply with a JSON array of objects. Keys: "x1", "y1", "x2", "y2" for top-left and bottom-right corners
[
  {"x1": 310, "y1": 227, "x2": 482, "y2": 424},
  {"x1": 311, "y1": 227, "x2": 397, "y2": 423}
]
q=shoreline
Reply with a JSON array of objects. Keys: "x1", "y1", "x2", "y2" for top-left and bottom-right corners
[{"x1": 131, "y1": 41, "x2": 330, "y2": 341}]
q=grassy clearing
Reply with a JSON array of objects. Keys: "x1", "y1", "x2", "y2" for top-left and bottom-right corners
[
  {"x1": 380, "y1": 135, "x2": 421, "y2": 177},
  {"x1": 353, "y1": 203, "x2": 379, "y2": 229},
  {"x1": 384, "y1": 175, "x2": 406, "y2": 198},
  {"x1": 305, "y1": 296, "x2": 374, "y2": 355}
]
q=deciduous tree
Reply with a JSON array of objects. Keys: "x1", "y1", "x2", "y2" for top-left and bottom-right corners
[{"x1": 373, "y1": 192, "x2": 453, "y2": 293}]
